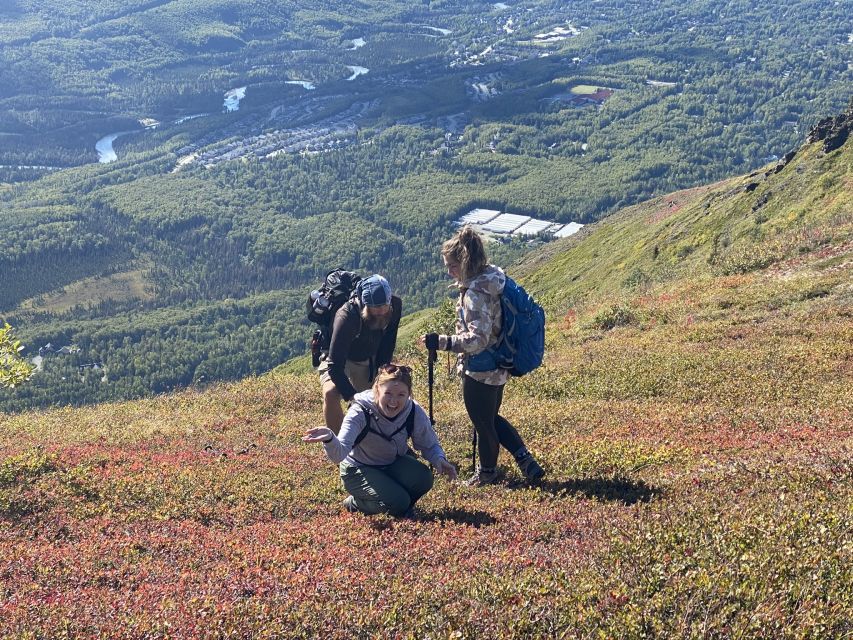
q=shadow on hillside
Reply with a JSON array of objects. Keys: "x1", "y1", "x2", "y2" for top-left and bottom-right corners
[
  {"x1": 416, "y1": 508, "x2": 498, "y2": 528},
  {"x1": 516, "y1": 477, "x2": 661, "y2": 505}
]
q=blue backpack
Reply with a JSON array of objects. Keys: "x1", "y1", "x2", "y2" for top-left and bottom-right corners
[{"x1": 465, "y1": 276, "x2": 545, "y2": 377}]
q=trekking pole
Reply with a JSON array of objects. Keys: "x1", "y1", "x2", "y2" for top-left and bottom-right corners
[
  {"x1": 472, "y1": 429, "x2": 477, "y2": 473},
  {"x1": 425, "y1": 334, "x2": 439, "y2": 426},
  {"x1": 428, "y1": 350, "x2": 436, "y2": 426}
]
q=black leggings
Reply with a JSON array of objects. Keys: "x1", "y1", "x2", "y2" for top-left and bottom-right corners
[{"x1": 462, "y1": 375, "x2": 526, "y2": 470}]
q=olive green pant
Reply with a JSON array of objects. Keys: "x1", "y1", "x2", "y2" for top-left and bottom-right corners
[{"x1": 340, "y1": 455, "x2": 433, "y2": 516}]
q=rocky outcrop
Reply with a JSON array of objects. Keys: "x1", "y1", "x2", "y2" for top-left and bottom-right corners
[
  {"x1": 807, "y1": 97, "x2": 853, "y2": 153},
  {"x1": 765, "y1": 149, "x2": 797, "y2": 177},
  {"x1": 768, "y1": 100, "x2": 852, "y2": 177},
  {"x1": 773, "y1": 150, "x2": 797, "y2": 173}
]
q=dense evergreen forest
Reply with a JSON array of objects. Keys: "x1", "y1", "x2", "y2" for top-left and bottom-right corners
[{"x1": 1, "y1": 0, "x2": 850, "y2": 411}]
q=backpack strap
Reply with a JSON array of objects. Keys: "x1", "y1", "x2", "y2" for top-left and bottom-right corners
[
  {"x1": 318, "y1": 299, "x2": 362, "y2": 354},
  {"x1": 403, "y1": 404, "x2": 416, "y2": 438},
  {"x1": 353, "y1": 404, "x2": 416, "y2": 446},
  {"x1": 458, "y1": 287, "x2": 500, "y2": 371},
  {"x1": 353, "y1": 404, "x2": 372, "y2": 446},
  {"x1": 341, "y1": 298, "x2": 363, "y2": 339}
]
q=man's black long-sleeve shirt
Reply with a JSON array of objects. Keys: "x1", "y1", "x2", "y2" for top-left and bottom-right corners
[{"x1": 326, "y1": 296, "x2": 402, "y2": 401}]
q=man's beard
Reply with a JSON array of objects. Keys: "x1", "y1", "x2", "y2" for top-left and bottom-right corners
[{"x1": 362, "y1": 308, "x2": 390, "y2": 330}]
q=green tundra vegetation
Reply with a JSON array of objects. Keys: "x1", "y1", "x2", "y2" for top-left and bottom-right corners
[
  {"x1": 0, "y1": 0, "x2": 851, "y2": 410},
  {"x1": 0, "y1": 120, "x2": 849, "y2": 638}
]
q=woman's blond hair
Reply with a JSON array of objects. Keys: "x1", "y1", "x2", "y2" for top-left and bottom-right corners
[
  {"x1": 372, "y1": 363, "x2": 413, "y2": 395},
  {"x1": 441, "y1": 225, "x2": 488, "y2": 282}
]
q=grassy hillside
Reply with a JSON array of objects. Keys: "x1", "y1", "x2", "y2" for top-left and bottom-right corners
[
  {"x1": 515, "y1": 128, "x2": 852, "y2": 305},
  {"x1": 0, "y1": 129, "x2": 850, "y2": 637}
]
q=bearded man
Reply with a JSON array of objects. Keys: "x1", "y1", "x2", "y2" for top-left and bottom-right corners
[{"x1": 318, "y1": 274, "x2": 402, "y2": 432}]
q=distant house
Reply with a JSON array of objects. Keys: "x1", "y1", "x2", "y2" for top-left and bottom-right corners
[{"x1": 57, "y1": 345, "x2": 81, "y2": 355}]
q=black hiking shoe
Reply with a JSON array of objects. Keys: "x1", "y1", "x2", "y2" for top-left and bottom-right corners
[
  {"x1": 465, "y1": 467, "x2": 500, "y2": 487},
  {"x1": 517, "y1": 454, "x2": 545, "y2": 481}
]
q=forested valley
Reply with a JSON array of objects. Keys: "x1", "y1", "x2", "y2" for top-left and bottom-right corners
[{"x1": 1, "y1": 0, "x2": 850, "y2": 410}]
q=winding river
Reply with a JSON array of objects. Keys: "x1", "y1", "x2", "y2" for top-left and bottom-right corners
[
  {"x1": 223, "y1": 86, "x2": 247, "y2": 112},
  {"x1": 95, "y1": 59, "x2": 367, "y2": 164},
  {"x1": 285, "y1": 80, "x2": 316, "y2": 90},
  {"x1": 420, "y1": 26, "x2": 452, "y2": 35},
  {"x1": 346, "y1": 65, "x2": 369, "y2": 81},
  {"x1": 96, "y1": 132, "x2": 133, "y2": 163},
  {"x1": 97, "y1": 86, "x2": 246, "y2": 163}
]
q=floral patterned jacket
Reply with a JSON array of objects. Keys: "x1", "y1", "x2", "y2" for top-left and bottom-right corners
[{"x1": 439, "y1": 264, "x2": 510, "y2": 387}]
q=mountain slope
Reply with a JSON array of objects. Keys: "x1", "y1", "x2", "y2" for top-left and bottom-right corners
[
  {"x1": 516, "y1": 100, "x2": 853, "y2": 305},
  {"x1": 0, "y1": 116, "x2": 851, "y2": 637}
]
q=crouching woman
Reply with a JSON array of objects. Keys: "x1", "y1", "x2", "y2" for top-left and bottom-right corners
[{"x1": 303, "y1": 363, "x2": 457, "y2": 516}]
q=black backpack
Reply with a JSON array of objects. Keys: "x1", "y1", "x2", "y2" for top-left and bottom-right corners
[{"x1": 307, "y1": 269, "x2": 362, "y2": 366}]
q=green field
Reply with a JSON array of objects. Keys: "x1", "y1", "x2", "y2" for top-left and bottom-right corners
[
  {"x1": 17, "y1": 267, "x2": 154, "y2": 315},
  {"x1": 569, "y1": 84, "x2": 606, "y2": 94}
]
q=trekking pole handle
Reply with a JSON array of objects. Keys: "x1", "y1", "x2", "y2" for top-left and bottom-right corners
[{"x1": 424, "y1": 333, "x2": 440, "y2": 352}]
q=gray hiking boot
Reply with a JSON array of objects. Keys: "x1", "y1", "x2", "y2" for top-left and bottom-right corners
[
  {"x1": 342, "y1": 495, "x2": 359, "y2": 513},
  {"x1": 517, "y1": 454, "x2": 545, "y2": 481},
  {"x1": 465, "y1": 467, "x2": 500, "y2": 487}
]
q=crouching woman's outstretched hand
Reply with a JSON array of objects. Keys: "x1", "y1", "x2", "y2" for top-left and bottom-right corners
[
  {"x1": 434, "y1": 457, "x2": 458, "y2": 481},
  {"x1": 302, "y1": 427, "x2": 334, "y2": 444}
]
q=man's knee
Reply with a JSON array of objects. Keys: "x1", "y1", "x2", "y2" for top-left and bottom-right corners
[{"x1": 322, "y1": 382, "x2": 342, "y2": 405}]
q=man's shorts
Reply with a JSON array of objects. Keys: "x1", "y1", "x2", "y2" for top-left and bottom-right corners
[{"x1": 318, "y1": 357, "x2": 373, "y2": 394}]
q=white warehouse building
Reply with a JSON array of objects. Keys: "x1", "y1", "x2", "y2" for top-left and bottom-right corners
[{"x1": 455, "y1": 208, "x2": 583, "y2": 239}]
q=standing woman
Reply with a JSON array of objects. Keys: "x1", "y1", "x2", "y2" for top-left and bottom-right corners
[
  {"x1": 423, "y1": 226, "x2": 545, "y2": 486},
  {"x1": 303, "y1": 363, "x2": 457, "y2": 516}
]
